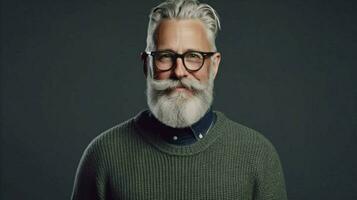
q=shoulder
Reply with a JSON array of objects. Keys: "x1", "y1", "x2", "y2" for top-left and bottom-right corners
[
  {"x1": 81, "y1": 111, "x2": 145, "y2": 160},
  {"x1": 214, "y1": 111, "x2": 284, "y2": 176},
  {"x1": 214, "y1": 112, "x2": 287, "y2": 198},
  {"x1": 214, "y1": 111, "x2": 279, "y2": 156},
  {"x1": 92, "y1": 119, "x2": 133, "y2": 146}
]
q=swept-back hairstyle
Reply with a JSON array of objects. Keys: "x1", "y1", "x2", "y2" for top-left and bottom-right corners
[{"x1": 145, "y1": 0, "x2": 221, "y2": 52}]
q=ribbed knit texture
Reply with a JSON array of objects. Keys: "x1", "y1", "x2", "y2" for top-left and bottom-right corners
[{"x1": 71, "y1": 110, "x2": 287, "y2": 200}]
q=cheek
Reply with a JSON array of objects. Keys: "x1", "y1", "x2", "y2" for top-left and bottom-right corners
[
  {"x1": 155, "y1": 71, "x2": 171, "y2": 80},
  {"x1": 193, "y1": 66, "x2": 210, "y2": 81}
]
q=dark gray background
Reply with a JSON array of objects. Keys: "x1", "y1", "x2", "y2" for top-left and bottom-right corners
[{"x1": 1, "y1": 0, "x2": 356, "y2": 199}]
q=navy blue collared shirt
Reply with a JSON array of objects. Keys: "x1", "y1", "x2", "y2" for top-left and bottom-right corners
[{"x1": 142, "y1": 108, "x2": 216, "y2": 145}]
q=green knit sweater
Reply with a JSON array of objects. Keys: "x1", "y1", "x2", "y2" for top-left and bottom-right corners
[{"x1": 71, "y1": 110, "x2": 287, "y2": 200}]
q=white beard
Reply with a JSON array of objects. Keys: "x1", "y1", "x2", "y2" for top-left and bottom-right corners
[{"x1": 146, "y1": 68, "x2": 215, "y2": 128}]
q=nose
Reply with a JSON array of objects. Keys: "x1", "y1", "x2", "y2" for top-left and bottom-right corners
[{"x1": 173, "y1": 57, "x2": 189, "y2": 79}]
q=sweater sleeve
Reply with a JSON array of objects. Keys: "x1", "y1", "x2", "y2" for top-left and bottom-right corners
[
  {"x1": 71, "y1": 140, "x2": 107, "y2": 200},
  {"x1": 253, "y1": 140, "x2": 288, "y2": 200}
]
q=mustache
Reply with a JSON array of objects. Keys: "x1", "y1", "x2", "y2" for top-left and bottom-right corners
[{"x1": 149, "y1": 78, "x2": 207, "y2": 92}]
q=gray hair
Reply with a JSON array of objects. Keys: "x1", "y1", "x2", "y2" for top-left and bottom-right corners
[{"x1": 145, "y1": 0, "x2": 221, "y2": 52}]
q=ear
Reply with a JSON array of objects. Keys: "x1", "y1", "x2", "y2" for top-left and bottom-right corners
[{"x1": 211, "y1": 52, "x2": 221, "y2": 79}]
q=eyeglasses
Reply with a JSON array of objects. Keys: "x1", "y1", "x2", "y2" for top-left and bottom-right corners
[{"x1": 142, "y1": 50, "x2": 216, "y2": 72}]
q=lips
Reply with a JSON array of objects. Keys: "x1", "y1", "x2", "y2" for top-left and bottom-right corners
[
  {"x1": 174, "y1": 87, "x2": 188, "y2": 91},
  {"x1": 170, "y1": 86, "x2": 194, "y2": 96}
]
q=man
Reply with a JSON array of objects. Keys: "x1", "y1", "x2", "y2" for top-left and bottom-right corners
[{"x1": 71, "y1": 0, "x2": 288, "y2": 199}]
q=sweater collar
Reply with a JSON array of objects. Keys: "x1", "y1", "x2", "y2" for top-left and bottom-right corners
[{"x1": 134, "y1": 110, "x2": 227, "y2": 156}]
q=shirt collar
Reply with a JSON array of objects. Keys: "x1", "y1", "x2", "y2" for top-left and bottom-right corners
[{"x1": 146, "y1": 108, "x2": 216, "y2": 145}]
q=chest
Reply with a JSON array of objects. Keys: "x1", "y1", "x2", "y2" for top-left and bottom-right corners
[{"x1": 104, "y1": 154, "x2": 255, "y2": 200}]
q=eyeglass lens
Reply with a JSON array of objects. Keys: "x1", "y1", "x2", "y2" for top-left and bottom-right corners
[{"x1": 154, "y1": 51, "x2": 204, "y2": 71}]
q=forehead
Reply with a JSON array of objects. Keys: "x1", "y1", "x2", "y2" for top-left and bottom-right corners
[{"x1": 155, "y1": 19, "x2": 211, "y2": 52}]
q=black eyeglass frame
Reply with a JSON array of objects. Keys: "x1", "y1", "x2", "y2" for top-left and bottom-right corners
[{"x1": 142, "y1": 50, "x2": 217, "y2": 72}]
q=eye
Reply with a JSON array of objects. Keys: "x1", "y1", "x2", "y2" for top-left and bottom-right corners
[
  {"x1": 156, "y1": 52, "x2": 173, "y2": 61},
  {"x1": 185, "y1": 52, "x2": 203, "y2": 61},
  {"x1": 187, "y1": 52, "x2": 200, "y2": 58}
]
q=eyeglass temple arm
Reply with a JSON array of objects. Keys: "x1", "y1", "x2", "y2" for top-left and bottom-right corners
[{"x1": 140, "y1": 52, "x2": 148, "y2": 77}]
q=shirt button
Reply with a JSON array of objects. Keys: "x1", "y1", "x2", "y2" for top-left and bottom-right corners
[
  {"x1": 173, "y1": 136, "x2": 178, "y2": 141},
  {"x1": 198, "y1": 134, "x2": 203, "y2": 139}
]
